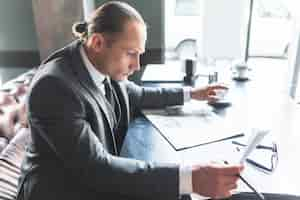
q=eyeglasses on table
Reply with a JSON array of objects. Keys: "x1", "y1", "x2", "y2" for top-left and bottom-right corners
[{"x1": 232, "y1": 141, "x2": 278, "y2": 174}]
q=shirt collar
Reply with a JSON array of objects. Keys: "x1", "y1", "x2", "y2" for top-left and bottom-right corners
[{"x1": 79, "y1": 45, "x2": 108, "y2": 88}]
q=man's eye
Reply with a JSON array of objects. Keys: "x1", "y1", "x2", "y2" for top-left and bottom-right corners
[{"x1": 127, "y1": 51, "x2": 137, "y2": 56}]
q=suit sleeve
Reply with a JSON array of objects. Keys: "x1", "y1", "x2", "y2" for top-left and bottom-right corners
[
  {"x1": 28, "y1": 75, "x2": 179, "y2": 200},
  {"x1": 125, "y1": 80, "x2": 184, "y2": 109}
]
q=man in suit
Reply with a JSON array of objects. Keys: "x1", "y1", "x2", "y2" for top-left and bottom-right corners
[{"x1": 17, "y1": 1, "x2": 243, "y2": 200}]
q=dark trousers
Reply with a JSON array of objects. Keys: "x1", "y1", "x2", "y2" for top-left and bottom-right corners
[
  {"x1": 230, "y1": 193, "x2": 300, "y2": 200},
  {"x1": 181, "y1": 193, "x2": 300, "y2": 200}
]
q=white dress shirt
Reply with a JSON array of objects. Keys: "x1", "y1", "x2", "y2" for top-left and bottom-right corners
[{"x1": 80, "y1": 46, "x2": 108, "y2": 93}]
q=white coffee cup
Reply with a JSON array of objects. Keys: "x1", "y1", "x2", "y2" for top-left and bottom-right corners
[{"x1": 232, "y1": 61, "x2": 248, "y2": 79}]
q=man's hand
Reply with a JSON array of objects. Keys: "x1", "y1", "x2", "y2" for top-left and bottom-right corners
[
  {"x1": 191, "y1": 163, "x2": 243, "y2": 199},
  {"x1": 190, "y1": 84, "x2": 228, "y2": 102}
]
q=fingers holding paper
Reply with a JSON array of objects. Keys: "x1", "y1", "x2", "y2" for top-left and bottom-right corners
[{"x1": 191, "y1": 163, "x2": 244, "y2": 199}]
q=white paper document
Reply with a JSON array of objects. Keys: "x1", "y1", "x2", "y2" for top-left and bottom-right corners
[
  {"x1": 239, "y1": 129, "x2": 269, "y2": 164},
  {"x1": 142, "y1": 62, "x2": 184, "y2": 82},
  {"x1": 144, "y1": 101, "x2": 244, "y2": 150}
]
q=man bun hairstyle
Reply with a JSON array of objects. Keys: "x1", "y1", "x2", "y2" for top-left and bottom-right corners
[
  {"x1": 72, "y1": 1, "x2": 145, "y2": 42},
  {"x1": 72, "y1": 21, "x2": 88, "y2": 41}
]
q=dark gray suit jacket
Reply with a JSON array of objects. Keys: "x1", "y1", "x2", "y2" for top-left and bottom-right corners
[{"x1": 17, "y1": 41, "x2": 185, "y2": 200}]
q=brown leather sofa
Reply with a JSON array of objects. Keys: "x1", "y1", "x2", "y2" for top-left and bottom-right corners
[{"x1": 0, "y1": 69, "x2": 35, "y2": 200}]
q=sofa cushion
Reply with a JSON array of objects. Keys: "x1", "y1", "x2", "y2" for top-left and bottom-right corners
[{"x1": 0, "y1": 128, "x2": 30, "y2": 200}]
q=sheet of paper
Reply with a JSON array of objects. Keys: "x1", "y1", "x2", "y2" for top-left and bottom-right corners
[
  {"x1": 141, "y1": 62, "x2": 184, "y2": 82},
  {"x1": 144, "y1": 100, "x2": 244, "y2": 151},
  {"x1": 239, "y1": 129, "x2": 269, "y2": 164}
]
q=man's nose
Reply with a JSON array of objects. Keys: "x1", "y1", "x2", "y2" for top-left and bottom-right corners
[{"x1": 131, "y1": 56, "x2": 141, "y2": 71}]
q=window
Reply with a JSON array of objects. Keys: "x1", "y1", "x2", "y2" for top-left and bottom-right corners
[
  {"x1": 249, "y1": 0, "x2": 293, "y2": 58},
  {"x1": 164, "y1": 0, "x2": 201, "y2": 60},
  {"x1": 164, "y1": 0, "x2": 300, "y2": 101},
  {"x1": 165, "y1": 0, "x2": 248, "y2": 62}
]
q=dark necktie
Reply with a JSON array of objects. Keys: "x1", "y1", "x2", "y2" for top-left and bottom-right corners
[
  {"x1": 102, "y1": 78, "x2": 121, "y2": 130},
  {"x1": 103, "y1": 78, "x2": 112, "y2": 104}
]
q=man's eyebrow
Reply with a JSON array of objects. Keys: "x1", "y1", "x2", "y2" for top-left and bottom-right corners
[{"x1": 126, "y1": 48, "x2": 144, "y2": 54}]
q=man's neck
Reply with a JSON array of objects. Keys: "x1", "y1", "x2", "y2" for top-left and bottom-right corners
[{"x1": 82, "y1": 44, "x2": 107, "y2": 75}]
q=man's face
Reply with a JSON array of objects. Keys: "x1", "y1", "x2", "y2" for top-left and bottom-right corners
[{"x1": 96, "y1": 21, "x2": 146, "y2": 81}]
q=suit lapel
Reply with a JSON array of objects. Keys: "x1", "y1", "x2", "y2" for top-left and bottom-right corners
[{"x1": 67, "y1": 41, "x2": 116, "y2": 133}]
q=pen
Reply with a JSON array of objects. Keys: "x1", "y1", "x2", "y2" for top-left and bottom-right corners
[
  {"x1": 223, "y1": 161, "x2": 265, "y2": 200},
  {"x1": 238, "y1": 174, "x2": 265, "y2": 200}
]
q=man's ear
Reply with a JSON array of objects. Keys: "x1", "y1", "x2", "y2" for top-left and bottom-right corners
[{"x1": 89, "y1": 33, "x2": 105, "y2": 53}]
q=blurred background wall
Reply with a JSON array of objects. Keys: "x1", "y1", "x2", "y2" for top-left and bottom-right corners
[
  {"x1": 32, "y1": 0, "x2": 84, "y2": 60},
  {"x1": 0, "y1": 0, "x2": 39, "y2": 68}
]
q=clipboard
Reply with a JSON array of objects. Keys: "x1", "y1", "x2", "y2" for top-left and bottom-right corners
[{"x1": 144, "y1": 101, "x2": 244, "y2": 151}]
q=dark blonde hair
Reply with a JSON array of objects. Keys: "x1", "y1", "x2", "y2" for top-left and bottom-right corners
[{"x1": 72, "y1": 1, "x2": 145, "y2": 42}]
